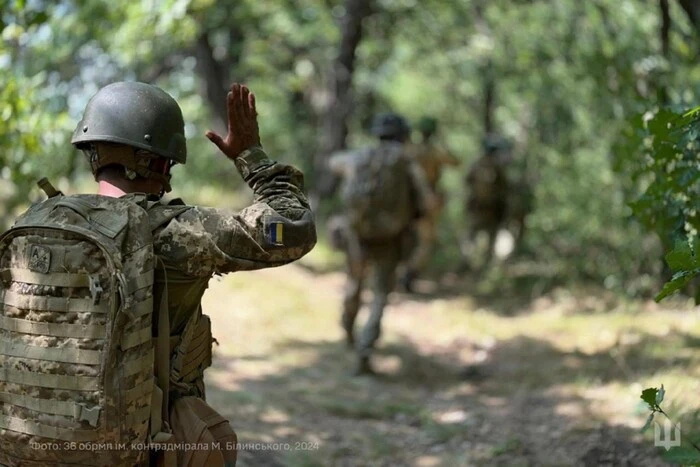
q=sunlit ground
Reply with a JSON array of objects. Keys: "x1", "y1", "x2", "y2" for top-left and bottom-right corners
[{"x1": 201, "y1": 250, "x2": 699, "y2": 467}]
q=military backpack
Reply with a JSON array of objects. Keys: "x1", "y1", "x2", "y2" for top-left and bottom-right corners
[
  {"x1": 0, "y1": 185, "x2": 186, "y2": 467},
  {"x1": 340, "y1": 142, "x2": 416, "y2": 241}
]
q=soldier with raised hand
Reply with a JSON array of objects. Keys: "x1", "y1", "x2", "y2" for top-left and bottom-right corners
[
  {"x1": 92, "y1": 82, "x2": 315, "y2": 463},
  {"x1": 462, "y1": 133, "x2": 510, "y2": 273},
  {"x1": 0, "y1": 81, "x2": 316, "y2": 467},
  {"x1": 401, "y1": 116, "x2": 460, "y2": 292},
  {"x1": 328, "y1": 112, "x2": 433, "y2": 376}
]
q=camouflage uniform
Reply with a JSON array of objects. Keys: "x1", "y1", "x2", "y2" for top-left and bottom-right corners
[
  {"x1": 328, "y1": 113, "x2": 431, "y2": 374},
  {"x1": 0, "y1": 82, "x2": 316, "y2": 467},
  {"x1": 152, "y1": 150, "x2": 316, "y2": 400},
  {"x1": 403, "y1": 140, "x2": 459, "y2": 286},
  {"x1": 463, "y1": 135, "x2": 509, "y2": 271}
]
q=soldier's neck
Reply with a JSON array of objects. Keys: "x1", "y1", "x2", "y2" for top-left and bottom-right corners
[
  {"x1": 97, "y1": 177, "x2": 161, "y2": 197},
  {"x1": 98, "y1": 181, "x2": 128, "y2": 198}
]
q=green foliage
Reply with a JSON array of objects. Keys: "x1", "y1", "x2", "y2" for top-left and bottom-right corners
[
  {"x1": 640, "y1": 386, "x2": 700, "y2": 464},
  {"x1": 1, "y1": 0, "x2": 700, "y2": 290},
  {"x1": 662, "y1": 446, "x2": 700, "y2": 465},
  {"x1": 617, "y1": 105, "x2": 700, "y2": 300}
]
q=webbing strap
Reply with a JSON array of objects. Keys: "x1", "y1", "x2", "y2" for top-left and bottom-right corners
[
  {"x1": 0, "y1": 290, "x2": 110, "y2": 314},
  {"x1": 130, "y1": 270, "x2": 154, "y2": 292},
  {"x1": 169, "y1": 311, "x2": 198, "y2": 381},
  {"x1": 0, "y1": 414, "x2": 99, "y2": 441},
  {"x1": 0, "y1": 315, "x2": 105, "y2": 339},
  {"x1": 125, "y1": 378, "x2": 153, "y2": 403},
  {"x1": 0, "y1": 341, "x2": 101, "y2": 365},
  {"x1": 0, "y1": 268, "x2": 91, "y2": 288},
  {"x1": 123, "y1": 349, "x2": 154, "y2": 378},
  {"x1": 0, "y1": 368, "x2": 98, "y2": 391},
  {"x1": 121, "y1": 327, "x2": 152, "y2": 350},
  {"x1": 180, "y1": 344, "x2": 210, "y2": 380},
  {"x1": 154, "y1": 259, "x2": 171, "y2": 426},
  {"x1": 0, "y1": 392, "x2": 101, "y2": 426},
  {"x1": 130, "y1": 297, "x2": 154, "y2": 320},
  {"x1": 124, "y1": 405, "x2": 152, "y2": 427}
]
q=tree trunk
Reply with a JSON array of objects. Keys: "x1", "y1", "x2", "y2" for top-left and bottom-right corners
[
  {"x1": 195, "y1": 26, "x2": 245, "y2": 133},
  {"x1": 678, "y1": 0, "x2": 700, "y2": 31},
  {"x1": 313, "y1": 0, "x2": 373, "y2": 200},
  {"x1": 483, "y1": 62, "x2": 495, "y2": 135}
]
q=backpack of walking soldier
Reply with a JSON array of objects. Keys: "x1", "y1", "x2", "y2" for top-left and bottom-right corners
[
  {"x1": 0, "y1": 181, "x2": 190, "y2": 467},
  {"x1": 340, "y1": 143, "x2": 416, "y2": 241}
]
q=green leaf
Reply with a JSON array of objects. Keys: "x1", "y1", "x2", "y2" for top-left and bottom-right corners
[
  {"x1": 664, "y1": 239, "x2": 696, "y2": 271},
  {"x1": 656, "y1": 269, "x2": 700, "y2": 302},
  {"x1": 662, "y1": 446, "x2": 700, "y2": 464},
  {"x1": 641, "y1": 387, "x2": 659, "y2": 411},
  {"x1": 641, "y1": 412, "x2": 655, "y2": 433},
  {"x1": 656, "y1": 385, "x2": 665, "y2": 405}
]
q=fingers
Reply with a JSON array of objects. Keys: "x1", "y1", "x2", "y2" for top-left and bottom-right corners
[
  {"x1": 232, "y1": 84, "x2": 246, "y2": 124},
  {"x1": 226, "y1": 88, "x2": 236, "y2": 131},
  {"x1": 249, "y1": 92, "x2": 257, "y2": 117},
  {"x1": 205, "y1": 130, "x2": 226, "y2": 152},
  {"x1": 240, "y1": 85, "x2": 251, "y2": 119}
]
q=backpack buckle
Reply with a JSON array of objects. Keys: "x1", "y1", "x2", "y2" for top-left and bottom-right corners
[
  {"x1": 89, "y1": 276, "x2": 103, "y2": 305},
  {"x1": 74, "y1": 403, "x2": 101, "y2": 427}
]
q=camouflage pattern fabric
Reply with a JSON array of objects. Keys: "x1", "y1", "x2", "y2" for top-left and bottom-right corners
[
  {"x1": 463, "y1": 154, "x2": 509, "y2": 271},
  {"x1": 0, "y1": 148, "x2": 316, "y2": 466},
  {"x1": 404, "y1": 142, "x2": 459, "y2": 273},
  {"x1": 329, "y1": 142, "x2": 432, "y2": 241},
  {"x1": 330, "y1": 143, "x2": 430, "y2": 362},
  {"x1": 0, "y1": 195, "x2": 159, "y2": 467},
  {"x1": 466, "y1": 155, "x2": 508, "y2": 230},
  {"x1": 408, "y1": 142, "x2": 459, "y2": 191},
  {"x1": 340, "y1": 229, "x2": 406, "y2": 357},
  {"x1": 151, "y1": 151, "x2": 316, "y2": 339}
]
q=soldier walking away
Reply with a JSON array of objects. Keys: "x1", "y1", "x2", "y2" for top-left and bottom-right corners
[
  {"x1": 461, "y1": 133, "x2": 510, "y2": 273},
  {"x1": 328, "y1": 112, "x2": 433, "y2": 376},
  {"x1": 0, "y1": 82, "x2": 316, "y2": 466},
  {"x1": 400, "y1": 116, "x2": 460, "y2": 292}
]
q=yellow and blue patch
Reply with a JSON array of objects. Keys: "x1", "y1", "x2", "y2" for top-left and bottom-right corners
[{"x1": 267, "y1": 222, "x2": 284, "y2": 246}]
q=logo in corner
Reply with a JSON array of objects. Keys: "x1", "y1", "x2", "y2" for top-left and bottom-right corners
[
  {"x1": 28, "y1": 245, "x2": 51, "y2": 273},
  {"x1": 654, "y1": 419, "x2": 681, "y2": 451}
]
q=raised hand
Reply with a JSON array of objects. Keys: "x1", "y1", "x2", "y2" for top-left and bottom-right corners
[{"x1": 205, "y1": 83, "x2": 261, "y2": 160}]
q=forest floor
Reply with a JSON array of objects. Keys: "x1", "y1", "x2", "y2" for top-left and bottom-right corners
[{"x1": 201, "y1": 252, "x2": 700, "y2": 467}]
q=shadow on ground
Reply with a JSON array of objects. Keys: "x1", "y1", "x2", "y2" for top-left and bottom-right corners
[{"x1": 204, "y1": 329, "x2": 688, "y2": 466}]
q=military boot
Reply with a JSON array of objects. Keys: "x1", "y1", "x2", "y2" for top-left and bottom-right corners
[{"x1": 353, "y1": 355, "x2": 376, "y2": 376}]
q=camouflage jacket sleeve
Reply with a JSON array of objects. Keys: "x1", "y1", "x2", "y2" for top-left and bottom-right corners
[
  {"x1": 406, "y1": 155, "x2": 436, "y2": 217},
  {"x1": 327, "y1": 150, "x2": 357, "y2": 177},
  {"x1": 437, "y1": 145, "x2": 460, "y2": 166},
  {"x1": 154, "y1": 147, "x2": 317, "y2": 277}
]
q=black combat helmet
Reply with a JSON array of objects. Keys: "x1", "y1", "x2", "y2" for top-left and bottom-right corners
[
  {"x1": 71, "y1": 81, "x2": 187, "y2": 164},
  {"x1": 370, "y1": 112, "x2": 411, "y2": 140}
]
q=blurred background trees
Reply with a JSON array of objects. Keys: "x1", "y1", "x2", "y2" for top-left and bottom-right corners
[{"x1": 2, "y1": 0, "x2": 700, "y2": 295}]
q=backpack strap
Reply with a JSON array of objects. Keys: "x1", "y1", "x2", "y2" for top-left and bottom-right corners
[
  {"x1": 150, "y1": 258, "x2": 177, "y2": 467},
  {"x1": 147, "y1": 198, "x2": 191, "y2": 233}
]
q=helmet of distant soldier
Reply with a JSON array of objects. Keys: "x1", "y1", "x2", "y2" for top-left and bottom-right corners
[
  {"x1": 482, "y1": 133, "x2": 509, "y2": 154},
  {"x1": 71, "y1": 81, "x2": 187, "y2": 164},
  {"x1": 416, "y1": 116, "x2": 438, "y2": 135},
  {"x1": 370, "y1": 112, "x2": 411, "y2": 139}
]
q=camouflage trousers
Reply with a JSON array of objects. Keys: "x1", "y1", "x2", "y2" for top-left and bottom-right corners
[
  {"x1": 406, "y1": 207, "x2": 441, "y2": 273},
  {"x1": 341, "y1": 230, "x2": 405, "y2": 358}
]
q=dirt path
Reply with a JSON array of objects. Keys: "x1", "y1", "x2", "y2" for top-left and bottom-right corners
[{"x1": 200, "y1": 264, "x2": 699, "y2": 466}]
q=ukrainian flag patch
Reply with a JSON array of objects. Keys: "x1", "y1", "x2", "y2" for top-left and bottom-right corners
[{"x1": 268, "y1": 222, "x2": 284, "y2": 246}]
